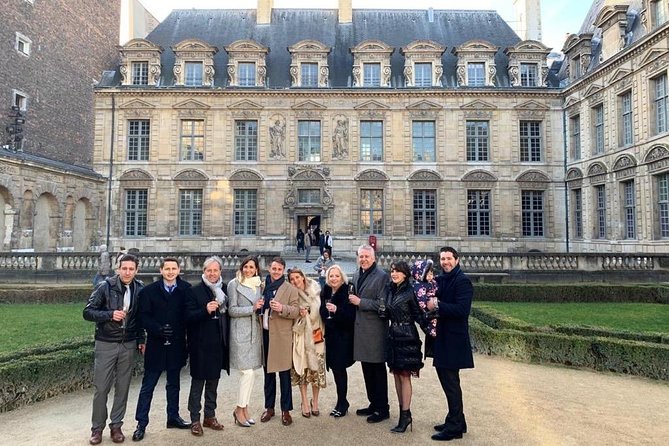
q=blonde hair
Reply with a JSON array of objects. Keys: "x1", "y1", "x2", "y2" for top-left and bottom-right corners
[{"x1": 325, "y1": 264, "x2": 349, "y2": 287}]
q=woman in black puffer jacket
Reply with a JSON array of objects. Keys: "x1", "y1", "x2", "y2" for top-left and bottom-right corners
[{"x1": 382, "y1": 260, "x2": 425, "y2": 434}]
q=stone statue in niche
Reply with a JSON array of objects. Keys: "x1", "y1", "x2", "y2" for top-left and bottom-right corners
[
  {"x1": 269, "y1": 118, "x2": 286, "y2": 158},
  {"x1": 332, "y1": 118, "x2": 349, "y2": 159}
]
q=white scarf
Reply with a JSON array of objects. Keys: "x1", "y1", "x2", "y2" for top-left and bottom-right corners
[{"x1": 202, "y1": 274, "x2": 227, "y2": 313}]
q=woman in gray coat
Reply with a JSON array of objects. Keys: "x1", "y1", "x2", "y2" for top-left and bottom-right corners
[{"x1": 228, "y1": 256, "x2": 264, "y2": 427}]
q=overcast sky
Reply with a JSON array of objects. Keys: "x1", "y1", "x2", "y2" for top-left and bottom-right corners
[{"x1": 139, "y1": 0, "x2": 592, "y2": 52}]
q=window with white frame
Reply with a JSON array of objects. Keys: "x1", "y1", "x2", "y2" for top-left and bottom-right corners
[
  {"x1": 15, "y1": 32, "x2": 31, "y2": 56},
  {"x1": 233, "y1": 189, "x2": 257, "y2": 235},
  {"x1": 179, "y1": 189, "x2": 202, "y2": 236},
  {"x1": 361, "y1": 189, "x2": 384, "y2": 234},
  {"x1": 298, "y1": 189, "x2": 321, "y2": 204},
  {"x1": 653, "y1": 73, "x2": 668, "y2": 135},
  {"x1": 180, "y1": 120, "x2": 204, "y2": 161},
  {"x1": 519, "y1": 121, "x2": 542, "y2": 162},
  {"x1": 125, "y1": 189, "x2": 148, "y2": 237},
  {"x1": 298, "y1": 120, "x2": 321, "y2": 162},
  {"x1": 234, "y1": 120, "x2": 258, "y2": 161},
  {"x1": 13, "y1": 90, "x2": 27, "y2": 111},
  {"x1": 131, "y1": 61, "x2": 149, "y2": 85},
  {"x1": 595, "y1": 184, "x2": 607, "y2": 239},
  {"x1": 414, "y1": 62, "x2": 432, "y2": 87},
  {"x1": 128, "y1": 120, "x2": 150, "y2": 161},
  {"x1": 363, "y1": 63, "x2": 381, "y2": 87},
  {"x1": 623, "y1": 180, "x2": 636, "y2": 239},
  {"x1": 570, "y1": 115, "x2": 581, "y2": 160},
  {"x1": 238, "y1": 62, "x2": 256, "y2": 87},
  {"x1": 572, "y1": 188, "x2": 583, "y2": 238},
  {"x1": 184, "y1": 62, "x2": 204, "y2": 86},
  {"x1": 593, "y1": 105, "x2": 605, "y2": 155},
  {"x1": 467, "y1": 190, "x2": 490, "y2": 236},
  {"x1": 467, "y1": 62, "x2": 485, "y2": 86},
  {"x1": 301, "y1": 63, "x2": 318, "y2": 87},
  {"x1": 520, "y1": 63, "x2": 538, "y2": 87},
  {"x1": 620, "y1": 91, "x2": 633, "y2": 146},
  {"x1": 658, "y1": 172, "x2": 669, "y2": 238},
  {"x1": 521, "y1": 190, "x2": 544, "y2": 237},
  {"x1": 413, "y1": 190, "x2": 436, "y2": 235},
  {"x1": 360, "y1": 121, "x2": 383, "y2": 161},
  {"x1": 466, "y1": 121, "x2": 489, "y2": 161},
  {"x1": 412, "y1": 121, "x2": 435, "y2": 162},
  {"x1": 652, "y1": 0, "x2": 667, "y2": 29}
]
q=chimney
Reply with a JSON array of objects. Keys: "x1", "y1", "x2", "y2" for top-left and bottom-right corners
[
  {"x1": 257, "y1": 0, "x2": 273, "y2": 25},
  {"x1": 339, "y1": 0, "x2": 352, "y2": 24},
  {"x1": 513, "y1": 0, "x2": 542, "y2": 41}
]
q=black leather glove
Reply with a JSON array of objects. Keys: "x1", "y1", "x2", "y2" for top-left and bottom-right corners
[{"x1": 159, "y1": 324, "x2": 173, "y2": 338}]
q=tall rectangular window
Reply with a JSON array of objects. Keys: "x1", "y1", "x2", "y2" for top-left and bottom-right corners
[
  {"x1": 131, "y1": 61, "x2": 149, "y2": 85},
  {"x1": 570, "y1": 115, "x2": 581, "y2": 160},
  {"x1": 363, "y1": 63, "x2": 381, "y2": 87},
  {"x1": 412, "y1": 121, "x2": 436, "y2": 161},
  {"x1": 572, "y1": 188, "x2": 583, "y2": 238},
  {"x1": 414, "y1": 62, "x2": 432, "y2": 87},
  {"x1": 520, "y1": 63, "x2": 538, "y2": 87},
  {"x1": 519, "y1": 121, "x2": 541, "y2": 162},
  {"x1": 301, "y1": 63, "x2": 318, "y2": 87},
  {"x1": 180, "y1": 120, "x2": 204, "y2": 161},
  {"x1": 467, "y1": 62, "x2": 485, "y2": 86},
  {"x1": 467, "y1": 190, "x2": 490, "y2": 236},
  {"x1": 658, "y1": 173, "x2": 669, "y2": 238},
  {"x1": 620, "y1": 91, "x2": 633, "y2": 146},
  {"x1": 125, "y1": 189, "x2": 148, "y2": 237},
  {"x1": 593, "y1": 105, "x2": 605, "y2": 155},
  {"x1": 298, "y1": 120, "x2": 321, "y2": 162},
  {"x1": 179, "y1": 189, "x2": 202, "y2": 236},
  {"x1": 595, "y1": 185, "x2": 607, "y2": 239},
  {"x1": 654, "y1": 73, "x2": 668, "y2": 134},
  {"x1": 413, "y1": 190, "x2": 436, "y2": 235},
  {"x1": 184, "y1": 62, "x2": 203, "y2": 86},
  {"x1": 466, "y1": 121, "x2": 489, "y2": 161},
  {"x1": 233, "y1": 189, "x2": 257, "y2": 235},
  {"x1": 128, "y1": 120, "x2": 150, "y2": 161},
  {"x1": 239, "y1": 62, "x2": 256, "y2": 86},
  {"x1": 521, "y1": 190, "x2": 544, "y2": 237},
  {"x1": 653, "y1": 0, "x2": 667, "y2": 28},
  {"x1": 360, "y1": 121, "x2": 383, "y2": 161},
  {"x1": 360, "y1": 189, "x2": 384, "y2": 234},
  {"x1": 234, "y1": 120, "x2": 258, "y2": 161},
  {"x1": 623, "y1": 180, "x2": 636, "y2": 239}
]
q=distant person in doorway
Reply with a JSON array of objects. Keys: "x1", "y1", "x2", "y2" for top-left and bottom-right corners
[
  {"x1": 324, "y1": 231, "x2": 333, "y2": 255},
  {"x1": 305, "y1": 229, "x2": 314, "y2": 263},
  {"x1": 296, "y1": 228, "x2": 305, "y2": 253}
]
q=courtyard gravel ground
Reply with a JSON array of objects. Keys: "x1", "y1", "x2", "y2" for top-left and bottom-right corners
[{"x1": 1, "y1": 353, "x2": 667, "y2": 445}]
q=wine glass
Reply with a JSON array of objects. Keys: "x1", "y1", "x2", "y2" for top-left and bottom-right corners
[
  {"x1": 121, "y1": 304, "x2": 128, "y2": 329},
  {"x1": 211, "y1": 298, "x2": 219, "y2": 320},
  {"x1": 163, "y1": 323, "x2": 172, "y2": 346}
]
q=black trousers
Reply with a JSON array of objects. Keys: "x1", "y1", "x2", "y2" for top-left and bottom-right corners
[
  {"x1": 361, "y1": 361, "x2": 389, "y2": 415},
  {"x1": 331, "y1": 368, "x2": 349, "y2": 412},
  {"x1": 188, "y1": 378, "x2": 219, "y2": 421},
  {"x1": 436, "y1": 367, "x2": 466, "y2": 430},
  {"x1": 135, "y1": 368, "x2": 181, "y2": 427},
  {"x1": 262, "y1": 329, "x2": 293, "y2": 411}
]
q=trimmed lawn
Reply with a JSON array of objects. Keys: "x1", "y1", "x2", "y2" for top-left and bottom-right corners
[
  {"x1": 475, "y1": 302, "x2": 669, "y2": 334},
  {"x1": 0, "y1": 303, "x2": 92, "y2": 353}
]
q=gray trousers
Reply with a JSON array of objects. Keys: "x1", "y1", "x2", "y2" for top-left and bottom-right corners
[
  {"x1": 91, "y1": 340, "x2": 137, "y2": 431},
  {"x1": 188, "y1": 378, "x2": 219, "y2": 421}
]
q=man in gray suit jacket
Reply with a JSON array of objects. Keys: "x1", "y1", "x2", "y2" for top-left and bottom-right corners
[{"x1": 348, "y1": 244, "x2": 390, "y2": 423}]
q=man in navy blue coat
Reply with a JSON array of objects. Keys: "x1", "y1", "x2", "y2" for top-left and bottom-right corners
[{"x1": 427, "y1": 246, "x2": 474, "y2": 441}]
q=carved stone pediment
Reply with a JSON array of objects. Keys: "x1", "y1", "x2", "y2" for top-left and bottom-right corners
[
  {"x1": 612, "y1": 154, "x2": 637, "y2": 171},
  {"x1": 283, "y1": 165, "x2": 334, "y2": 212},
  {"x1": 351, "y1": 40, "x2": 394, "y2": 53},
  {"x1": 172, "y1": 39, "x2": 218, "y2": 53},
  {"x1": 455, "y1": 39, "x2": 498, "y2": 52},
  {"x1": 644, "y1": 144, "x2": 669, "y2": 163},
  {"x1": 462, "y1": 170, "x2": 497, "y2": 182},
  {"x1": 587, "y1": 162, "x2": 607, "y2": 177},
  {"x1": 354, "y1": 169, "x2": 389, "y2": 182},
  {"x1": 461, "y1": 100, "x2": 497, "y2": 110},
  {"x1": 119, "y1": 169, "x2": 153, "y2": 181},
  {"x1": 292, "y1": 100, "x2": 327, "y2": 110},
  {"x1": 641, "y1": 48, "x2": 669, "y2": 66},
  {"x1": 584, "y1": 84, "x2": 604, "y2": 97},
  {"x1": 609, "y1": 67, "x2": 632, "y2": 84},
  {"x1": 406, "y1": 100, "x2": 442, "y2": 118},
  {"x1": 229, "y1": 169, "x2": 263, "y2": 182},
  {"x1": 407, "y1": 100, "x2": 442, "y2": 111},
  {"x1": 173, "y1": 99, "x2": 210, "y2": 110},
  {"x1": 566, "y1": 168, "x2": 583, "y2": 181},
  {"x1": 564, "y1": 95, "x2": 581, "y2": 110},
  {"x1": 408, "y1": 169, "x2": 441, "y2": 182},
  {"x1": 174, "y1": 169, "x2": 208, "y2": 182},
  {"x1": 120, "y1": 38, "x2": 163, "y2": 52},
  {"x1": 354, "y1": 100, "x2": 390, "y2": 111},
  {"x1": 514, "y1": 100, "x2": 550, "y2": 112},
  {"x1": 228, "y1": 100, "x2": 263, "y2": 110},
  {"x1": 120, "y1": 99, "x2": 155, "y2": 109},
  {"x1": 516, "y1": 170, "x2": 550, "y2": 183}
]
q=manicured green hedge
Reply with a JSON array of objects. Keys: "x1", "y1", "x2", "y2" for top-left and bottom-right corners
[
  {"x1": 0, "y1": 287, "x2": 92, "y2": 304},
  {"x1": 474, "y1": 284, "x2": 669, "y2": 303},
  {"x1": 0, "y1": 337, "x2": 92, "y2": 363}
]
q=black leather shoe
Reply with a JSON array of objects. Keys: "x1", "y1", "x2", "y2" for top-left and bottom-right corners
[
  {"x1": 356, "y1": 406, "x2": 374, "y2": 416},
  {"x1": 166, "y1": 416, "x2": 191, "y2": 429},
  {"x1": 434, "y1": 421, "x2": 467, "y2": 433},
  {"x1": 132, "y1": 427, "x2": 145, "y2": 442},
  {"x1": 431, "y1": 430, "x2": 464, "y2": 441},
  {"x1": 366, "y1": 412, "x2": 390, "y2": 423}
]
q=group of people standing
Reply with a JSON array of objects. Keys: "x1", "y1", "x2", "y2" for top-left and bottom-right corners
[
  {"x1": 296, "y1": 227, "x2": 333, "y2": 262},
  {"x1": 83, "y1": 244, "x2": 474, "y2": 444}
]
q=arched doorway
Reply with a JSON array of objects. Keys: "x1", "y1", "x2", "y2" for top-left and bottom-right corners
[
  {"x1": 34, "y1": 193, "x2": 58, "y2": 252},
  {"x1": 73, "y1": 198, "x2": 91, "y2": 251}
]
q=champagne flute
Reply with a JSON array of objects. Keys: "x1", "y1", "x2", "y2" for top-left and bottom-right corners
[
  {"x1": 211, "y1": 298, "x2": 219, "y2": 320},
  {"x1": 121, "y1": 304, "x2": 128, "y2": 329}
]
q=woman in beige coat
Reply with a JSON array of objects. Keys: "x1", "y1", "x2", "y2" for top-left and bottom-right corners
[
  {"x1": 227, "y1": 256, "x2": 264, "y2": 427},
  {"x1": 288, "y1": 268, "x2": 326, "y2": 418}
]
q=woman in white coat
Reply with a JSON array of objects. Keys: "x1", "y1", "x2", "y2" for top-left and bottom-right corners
[{"x1": 228, "y1": 256, "x2": 264, "y2": 427}]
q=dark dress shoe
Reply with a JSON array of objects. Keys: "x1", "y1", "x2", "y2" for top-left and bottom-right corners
[
  {"x1": 110, "y1": 427, "x2": 125, "y2": 443},
  {"x1": 190, "y1": 421, "x2": 203, "y2": 436},
  {"x1": 356, "y1": 406, "x2": 374, "y2": 416},
  {"x1": 260, "y1": 408, "x2": 275, "y2": 422},
  {"x1": 432, "y1": 430, "x2": 464, "y2": 441},
  {"x1": 281, "y1": 411, "x2": 293, "y2": 426},
  {"x1": 131, "y1": 427, "x2": 145, "y2": 442},
  {"x1": 89, "y1": 429, "x2": 102, "y2": 445},
  {"x1": 203, "y1": 417, "x2": 224, "y2": 430},
  {"x1": 366, "y1": 412, "x2": 390, "y2": 423},
  {"x1": 166, "y1": 416, "x2": 191, "y2": 429},
  {"x1": 435, "y1": 422, "x2": 467, "y2": 433}
]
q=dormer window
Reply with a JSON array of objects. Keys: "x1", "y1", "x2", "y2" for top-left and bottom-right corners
[
  {"x1": 119, "y1": 39, "x2": 163, "y2": 87},
  {"x1": 649, "y1": 0, "x2": 667, "y2": 29},
  {"x1": 505, "y1": 40, "x2": 550, "y2": 87},
  {"x1": 226, "y1": 40, "x2": 269, "y2": 87},
  {"x1": 453, "y1": 40, "x2": 498, "y2": 87},
  {"x1": 288, "y1": 40, "x2": 331, "y2": 88},
  {"x1": 400, "y1": 40, "x2": 446, "y2": 87},
  {"x1": 238, "y1": 62, "x2": 257, "y2": 87},
  {"x1": 173, "y1": 39, "x2": 218, "y2": 87},
  {"x1": 350, "y1": 40, "x2": 394, "y2": 88},
  {"x1": 520, "y1": 63, "x2": 538, "y2": 86}
]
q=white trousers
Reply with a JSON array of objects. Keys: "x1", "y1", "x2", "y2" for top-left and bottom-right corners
[{"x1": 237, "y1": 368, "x2": 255, "y2": 407}]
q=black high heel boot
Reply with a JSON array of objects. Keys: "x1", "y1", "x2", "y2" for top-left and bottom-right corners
[{"x1": 390, "y1": 410, "x2": 412, "y2": 433}]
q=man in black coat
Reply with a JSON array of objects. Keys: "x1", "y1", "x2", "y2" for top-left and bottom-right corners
[
  {"x1": 132, "y1": 257, "x2": 192, "y2": 441},
  {"x1": 427, "y1": 246, "x2": 474, "y2": 442},
  {"x1": 184, "y1": 256, "x2": 229, "y2": 436}
]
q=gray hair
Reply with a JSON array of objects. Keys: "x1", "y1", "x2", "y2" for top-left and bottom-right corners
[
  {"x1": 202, "y1": 256, "x2": 223, "y2": 271},
  {"x1": 325, "y1": 264, "x2": 349, "y2": 287},
  {"x1": 357, "y1": 244, "x2": 376, "y2": 259}
]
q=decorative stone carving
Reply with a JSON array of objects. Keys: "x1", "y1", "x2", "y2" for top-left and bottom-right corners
[
  {"x1": 408, "y1": 170, "x2": 441, "y2": 182},
  {"x1": 354, "y1": 169, "x2": 389, "y2": 182},
  {"x1": 645, "y1": 144, "x2": 669, "y2": 163},
  {"x1": 504, "y1": 40, "x2": 551, "y2": 87},
  {"x1": 118, "y1": 39, "x2": 163, "y2": 86},
  {"x1": 587, "y1": 162, "x2": 607, "y2": 177},
  {"x1": 332, "y1": 117, "x2": 349, "y2": 159},
  {"x1": 229, "y1": 170, "x2": 263, "y2": 182},
  {"x1": 612, "y1": 154, "x2": 637, "y2": 171},
  {"x1": 119, "y1": 169, "x2": 153, "y2": 181},
  {"x1": 462, "y1": 170, "x2": 497, "y2": 182},
  {"x1": 268, "y1": 116, "x2": 286, "y2": 159},
  {"x1": 174, "y1": 169, "x2": 208, "y2": 181},
  {"x1": 400, "y1": 40, "x2": 446, "y2": 87},
  {"x1": 171, "y1": 39, "x2": 219, "y2": 87},
  {"x1": 350, "y1": 40, "x2": 394, "y2": 87},
  {"x1": 283, "y1": 165, "x2": 334, "y2": 214},
  {"x1": 288, "y1": 40, "x2": 331, "y2": 87},
  {"x1": 452, "y1": 40, "x2": 498, "y2": 87},
  {"x1": 566, "y1": 168, "x2": 583, "y2": 181},
  {"x1": 224, "y1": 40, "x2": 269, "y2": 87},
  {"x1": 516, "y1": 171, "x2": 550, "y2": 183}
]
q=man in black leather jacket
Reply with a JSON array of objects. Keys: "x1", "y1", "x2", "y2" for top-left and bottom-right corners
[{"x1": 83, "y1": 254, "x2": 145, "y2": 445}]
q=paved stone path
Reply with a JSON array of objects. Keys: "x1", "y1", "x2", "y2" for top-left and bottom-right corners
[{"x1": 1, "y1": 354, "x2": 667, "y2": 445}]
